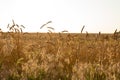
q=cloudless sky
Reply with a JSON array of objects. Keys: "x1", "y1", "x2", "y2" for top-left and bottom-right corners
[{"x1": 0, "y1": 0, "x2": 120, "y2": 33}]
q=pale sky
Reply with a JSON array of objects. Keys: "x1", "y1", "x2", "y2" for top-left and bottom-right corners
[{"x1": 0, "y1": 0, "x2": 120, "y2": 33}]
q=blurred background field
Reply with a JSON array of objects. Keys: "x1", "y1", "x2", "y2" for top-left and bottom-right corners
[{"x1": 0, "y1": 21, "x2": 120, "y2": 80}]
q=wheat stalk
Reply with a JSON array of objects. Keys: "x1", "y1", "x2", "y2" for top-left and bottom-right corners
[
  {"x1": 40, "y1": 21, "x2": 52, "y2": 29},
  {"x1": 62, "y1": 30, "x2": 68, "y2": 33},
  {"x1": 81, "y1": 25, "x2": 85, "y2": 33}
]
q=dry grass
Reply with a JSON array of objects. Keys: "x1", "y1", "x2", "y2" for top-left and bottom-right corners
[{"x1": 0, "y1": 20, "x2": 120, "y2": 80}]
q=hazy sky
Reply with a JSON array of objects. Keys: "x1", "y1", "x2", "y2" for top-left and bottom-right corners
[{"x1": 0, "y1": 0, "x2": 120, "y2": 33}]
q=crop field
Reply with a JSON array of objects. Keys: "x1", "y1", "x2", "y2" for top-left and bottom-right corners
[{"x1": 0, "y1": 21, "x2": 120, "y2": 80}]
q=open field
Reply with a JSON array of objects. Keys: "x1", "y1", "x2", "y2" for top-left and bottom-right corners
[{"x1": 0, "y1": 22, "x2": 120, "y2": 80}]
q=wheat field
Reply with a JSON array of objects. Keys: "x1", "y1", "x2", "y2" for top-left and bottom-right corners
[{"x1": 0, "y1": 21, "x2": 120, "y2": 80}]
